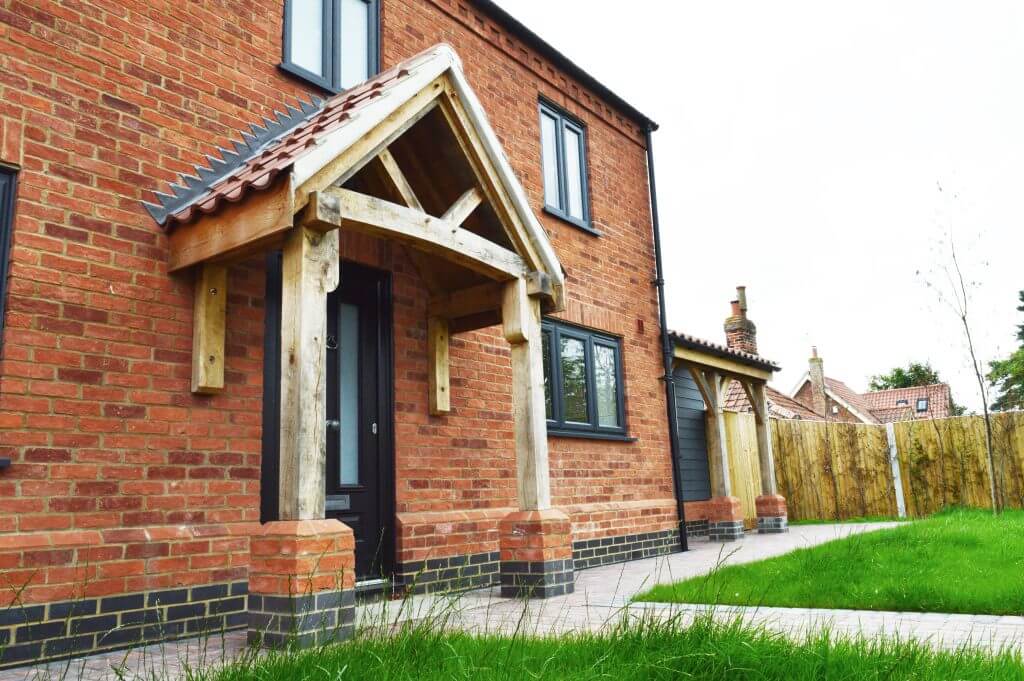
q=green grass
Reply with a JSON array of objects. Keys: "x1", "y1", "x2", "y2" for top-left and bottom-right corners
[
  {"x1": 637, "y1": 508, "x2": 1024, "y2": 615},
  {"x1": 192, "y1": 616, "x2": 1024, "y2": 681},
  {"x1": 788, "y1": 514, "x2": 905, "y2": 526}
]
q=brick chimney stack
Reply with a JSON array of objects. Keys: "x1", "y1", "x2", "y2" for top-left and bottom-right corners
[
  {"x1": 808, "y1": 346, "x2": 828, "y2": 416},
  {"x1": 724, "y1": 285, "x2": 758, "y2": 355}
]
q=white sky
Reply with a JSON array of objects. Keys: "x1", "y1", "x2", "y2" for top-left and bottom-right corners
[{"x1": 494, "y1": 0, "x2": 1024, "y2": 411}]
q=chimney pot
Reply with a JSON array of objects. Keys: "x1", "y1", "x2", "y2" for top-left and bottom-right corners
[{"x1": 724, "y1": 286, "x2": 757, "y2": 355}]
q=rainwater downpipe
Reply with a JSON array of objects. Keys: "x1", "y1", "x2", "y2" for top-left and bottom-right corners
[{"x1": 645, "y1": 124, "x2": 688, "y2": 552}]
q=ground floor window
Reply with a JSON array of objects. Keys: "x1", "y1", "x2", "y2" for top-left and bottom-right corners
[{"x1": 541, "y1": 318, "x2": 626, "y2": 438}]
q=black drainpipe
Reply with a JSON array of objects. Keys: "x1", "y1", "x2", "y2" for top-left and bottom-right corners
[{"x1": 645, "y1": 125, "x2": 688, "y2": 552}]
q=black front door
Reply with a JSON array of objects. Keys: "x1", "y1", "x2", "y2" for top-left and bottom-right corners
[{"x1": 325, "y1": 262, "x2": 393, "y2": 581}]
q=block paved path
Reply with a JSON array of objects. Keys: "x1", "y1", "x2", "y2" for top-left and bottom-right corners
[{"x1": 6, "y1": 522, "x2": 1023, "y2": 681}]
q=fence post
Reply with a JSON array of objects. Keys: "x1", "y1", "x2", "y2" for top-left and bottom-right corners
[{"x1": 885, "y1": 423, "x2": 907, "y2": 519}]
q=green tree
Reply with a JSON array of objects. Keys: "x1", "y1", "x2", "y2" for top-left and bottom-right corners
[
  {"x1": 869, "y1": 362, "x2": 941, "y2": 391},
  {"x1": 987, "y1": 290, "x2": 1024, "y2": 412}
]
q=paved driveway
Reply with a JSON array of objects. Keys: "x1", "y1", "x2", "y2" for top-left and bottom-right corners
[{"x1": 10, "y1": 522, "x2": 1022, "y2": 681}]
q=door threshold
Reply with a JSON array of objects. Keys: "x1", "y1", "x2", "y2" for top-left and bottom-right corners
[{"x1": 355, "y1": 578, "x2": 388, "y2": 593}]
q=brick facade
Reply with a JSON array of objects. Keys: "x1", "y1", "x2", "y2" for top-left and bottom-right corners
[{"x1": 0, "y1": 0, "x2": 678, "y2": 665}]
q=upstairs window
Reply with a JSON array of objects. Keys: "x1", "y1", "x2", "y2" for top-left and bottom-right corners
[
  {"x1": 541, "y1": 319, "x2": 625, "y2": 438},
  {"x1": 916, "y1": 398, "x2": 929, "y2": 413},
  {"x1": 0, "y1": 168, "x2": 15, "y2": 351},
  {"x1": 539, "y1": 101, "x2": 592, "y2": 232},
  {"x1": 282, "y1": 0, "x2": 379, "y2": 93}
]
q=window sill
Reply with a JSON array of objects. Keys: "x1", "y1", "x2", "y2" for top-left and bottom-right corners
[
  {"x1": 278, "y1": 62, "x2": 340, "y2": 96},
  {"x1": 547, "y1": 429, "x2": 636, "y2": 443},
  {"x1": 543, "y1": 205, "x2": 599, "y2": 236}
]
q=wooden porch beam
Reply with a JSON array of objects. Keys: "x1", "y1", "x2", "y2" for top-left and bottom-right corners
[
  {"x1": 304, "y1": 188, "x2": 529, "y2": 282},
  {"x1": 168, "y1": 174, "x2": 294, "y2": 272},
  {"x1": 278, "y1": 226, "x2": 340, "y2": 521},
  {"x1": 190, "y1": 263, "x2": 227, "y2": 394},
  {"x1": 428, "y1": 281, "x2": 504, "y2": 320},
  {"x1": 689, "y1": 366, "x2": 731, "y2": 498},
  {"x1": 748, "y1": 381, "x2": 778, "y2": 496},
  {"x1": 441, "y1": 187, "x2": 483, "y2": 226},
  {"x1": 502, "y1": 277, "x2": 551, "y2": 511},
  {"x1": 372, "y1": 148, "x2": 447, "y2": 296}
]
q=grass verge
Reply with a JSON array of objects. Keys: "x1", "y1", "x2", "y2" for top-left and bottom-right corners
[
  {"x1": 192, "y1": 615, "x2": 1024, "y2": 681},
  {"x1": 636, "y1": 508, "x2": 1024, "y2": 615}
]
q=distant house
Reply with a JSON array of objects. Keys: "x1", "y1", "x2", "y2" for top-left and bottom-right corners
[
  {"x1": 711, "y1": 307, "x2": 952, "y2": 425},
  {"x1": 787, "y1": 350, "x2": 952, "y2": 424}
]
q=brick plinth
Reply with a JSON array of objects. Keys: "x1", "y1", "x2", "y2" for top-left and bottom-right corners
[
  {"x1": 707, "y1": 496, "x2": 745, "y2": 542},
  {"x1": 755, "y1": 495, "x2": 789, "y2": 534},
  {"x1": 499, "y1": 509, "x2": 575, "y2": 598},
  {"x1": 247, "y1": 520, "x2": 356, "y2": 648}
]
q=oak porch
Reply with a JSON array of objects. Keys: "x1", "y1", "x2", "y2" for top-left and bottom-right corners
[{"x1": 674, "y1": 344, "x2": 788, "y2": 539}]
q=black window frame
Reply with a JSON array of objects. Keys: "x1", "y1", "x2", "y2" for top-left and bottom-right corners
[
  {"x1": 0, "y1": 167, "x2": 16, "y2": 355},
  {"x1": 541, "y1": 319, "x2": 627, "y2": 439},
  {"x1": 281, "y1": 0, "x2": 380, "y2": 94},
  {"x1": 916, "y1": 397, "x2": 929, "y2": 413},
  {"x1": 538, "y1": 100, "x2": 594, "y2": 234}
]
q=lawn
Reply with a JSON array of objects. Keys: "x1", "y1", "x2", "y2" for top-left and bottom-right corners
[
  {"x1": 636, "y1": 508, "x2": 1024, "y2": 615},
  {"x1": 194, "y1": 617, "x2": 1024, "y2": 681}
]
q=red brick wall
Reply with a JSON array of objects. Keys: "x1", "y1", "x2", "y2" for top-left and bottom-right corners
[{"x1": 0, "y1": 0, "x2": 675, "y2": 605}]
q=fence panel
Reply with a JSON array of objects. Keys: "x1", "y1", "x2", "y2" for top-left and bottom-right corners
[
  {"x1": 768, "y1": 419, "x2": 896, "y2": 522},
  {"x1": 892, "y1": 412, "x2": 1024, "y2": 515},
  {"x1": 723, "y1": 411, "x2": 761, "y2": 525}
]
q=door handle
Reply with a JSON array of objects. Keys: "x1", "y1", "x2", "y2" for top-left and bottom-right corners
[{"x1": 326, "y1": 420, "x2": 340, "y2": 432}]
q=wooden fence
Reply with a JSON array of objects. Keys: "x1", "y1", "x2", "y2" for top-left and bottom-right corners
[{"x1": 724, "y1": 410, "x2": 1024, "y2": 523}]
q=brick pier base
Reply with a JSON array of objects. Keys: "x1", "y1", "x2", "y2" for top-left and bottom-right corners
[
  {"x1": 247, "y1": 519, "x2": 356, "y2": 648},
  {"x1": 707, "y1": 496, "x2": 745, "y2": 542},
  {"x1": 499, "y1": 509, "x2": 575, "y2": 598},
  {"x1": 755, "y1": 494, "x2": 789, "y2": 534}
]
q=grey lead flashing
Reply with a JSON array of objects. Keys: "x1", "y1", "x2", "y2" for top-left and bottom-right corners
[{"x1": 142, "y1": 95, "x2": 325, "y2": 228}]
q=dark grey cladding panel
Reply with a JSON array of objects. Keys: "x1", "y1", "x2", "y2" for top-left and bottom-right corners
[{"x1": 672, "y1": 367, "x2": 712, "y2": 502}]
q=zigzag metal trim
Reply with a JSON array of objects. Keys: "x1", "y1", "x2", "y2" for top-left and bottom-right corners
[{"x1": 143, "y1": 94, "x2": 325, "y2": 227}]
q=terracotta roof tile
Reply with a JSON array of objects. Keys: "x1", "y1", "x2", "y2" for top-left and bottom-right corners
[
  {"x1": 724, "y1": 381, "x2": 824, "y2": 421},
  {"x1": 144, "y1": 47, "x2": 440, "y2": 229},
  {"x1": 823, "y1": 377, "x2": 881, "y2": 424},
  {"x1": 669, "y1": 331, "x2": 780, "y2": 372},
  {"x1": 861, "y1": 384, "x2": 951, "y2": 422}
]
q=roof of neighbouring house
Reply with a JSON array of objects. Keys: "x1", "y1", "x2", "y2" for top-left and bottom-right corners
[
  {"x1": 860, "y1": 384, "x2": 952, "y2": 421},
  {"x1": 669, "y1": 331, "x2": 781, "y2": 372},
  {"x1": 822, "y1": 377, "x2": 882, "y2": 424},
  {"x1": 724, "y1": 381, "x2": 825, "y2": 421}
]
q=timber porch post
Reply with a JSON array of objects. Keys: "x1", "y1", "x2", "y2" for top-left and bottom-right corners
[
  {"x1": 688, "y1": 365, "x2": 744, "y2": 542},
  {"x1": 497, "y1": 278, "x2": 574, "y2": 598},
  {"x1": 248, "y1": 226, "x2": 357, "y2": 648},
  {"x1": 746, "y1": 381, "x2": 789, "y2": 534}
]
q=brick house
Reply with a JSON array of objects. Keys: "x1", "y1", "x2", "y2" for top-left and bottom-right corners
[
  {"x1": 714, "y1": 294, "x2": 952, "y2": 425},
  {"x1": 790, "y1": 349, "x2": 953, "y2": 424},
  {"x1": 0, "y1": 0, "x2": 700, "y2": 665}
]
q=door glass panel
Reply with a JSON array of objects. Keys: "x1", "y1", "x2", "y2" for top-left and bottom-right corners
[
  {"x1": 339, "y1": 0, "x2": 370, "y2": 89},
  {"x1": 540, "y1": 112, "x2": 561, "y2": 208},
  {"x1": 339, "y1": 302, "x2": 360, "y2": 485},
  {"x1": 563, "y1": 126, "x2": 584, "y2": 219},
  {"x1": 290, "y1": 0, "x2": 325, "y2": 77},
  {"x1": 560, "y1": 336, "x2": 588, "y2": 424},
  {"x1": 594, "y1": 344, "x2": 619, "y2": 428},
  {"x1": 541, "y1": 329, "x2": 553, "y2": 420}
]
